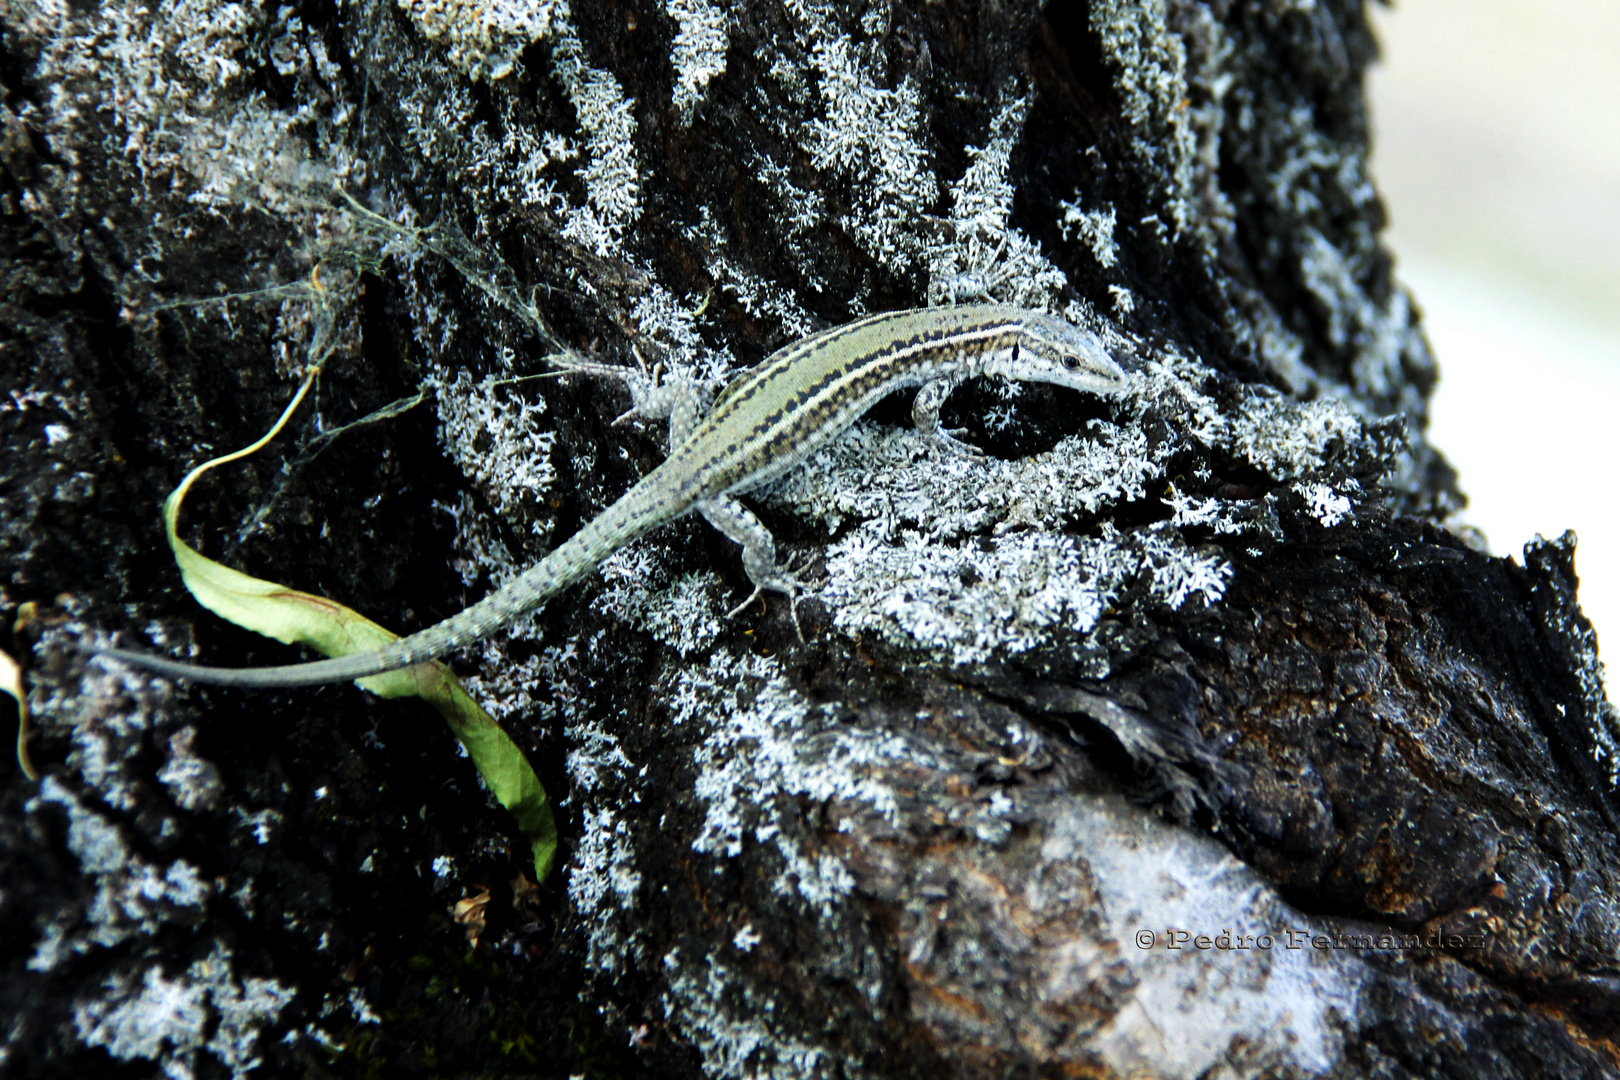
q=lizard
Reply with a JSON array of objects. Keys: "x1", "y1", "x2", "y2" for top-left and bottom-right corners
[{"x1": 91, "y1": 304, "x2": 1132, "y2": 688}]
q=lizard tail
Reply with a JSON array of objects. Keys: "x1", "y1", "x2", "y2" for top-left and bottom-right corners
[
  {"x1": 87, "y1": 642, "x2": 421, "y2": 687},
  {"x1": 87, "y1": 482, "x2": 671, "y2": 688}
]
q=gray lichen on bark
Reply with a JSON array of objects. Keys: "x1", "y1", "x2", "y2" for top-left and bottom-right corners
[{"x1": 3, "y1": 0, "x2": 1619, "y2": 1078}]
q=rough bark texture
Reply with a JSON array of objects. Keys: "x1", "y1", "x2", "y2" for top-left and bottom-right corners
[{"x1": 4, "y1": 1, "x2": 1620, "y2": 1077}]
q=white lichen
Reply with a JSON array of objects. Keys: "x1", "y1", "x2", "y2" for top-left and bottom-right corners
[
  {"x1": 463, "y1": 107, "x2": 578, "y2": 212},
  {"x1": 536, "y1": 635, "x2": 654, "y2": 970},
  {"x1": 746, "y1": 149, "x2": 830, "y2": 288},
  {"x1": 764, "y1": 419, "x2": 1160, "y2": 543},
  {"x1": 928, "y1": 87, "x2": 1070, "y2": 311},
  {"x1": 1227, "y1": 394, "x2": 1364, "y2": 481},
  {"x1": 1139, "y1": 527, "x2": 1233, "y2": 610},
  {"x1": 820, "y1": 529, "x2": 1116, "y2": 665},
  {"x1": 76, "y1": 967, "x2": 209, "y2": 1077},
  {"x1": 796, "y1": 31, "x2": 937, "y2": 276},
  {"x1": 34, "y1": 775, "x2": 129, "y2": 875},
  {"x1": 1089, "y1": 0, "x2": 1197, "y2": 238},
  {"x1": 1298, "y1": 228, "x2": 1425, "y2": 409},
  {"x1": 399, "y1": 0, "x2": 560, "y2": 81},
  {"x1": 700, "y1": 225, "x2": 817, "y2": 339},
  {"x1": 820, "y1": 522, "x2": 1230, "y2": 664},
  {"x1": 671, "y1": 651, "x2": 923, "y2": 913},
  {"x1": 1167, "y1": 486, "x2": 1259, "y2": 537},
  {"x1": 1058, "y1": 195, "x2": 1120, "y2": 269},
  {"x1": 629, "y1": 283, "x2": 736, "y2": 387},
  {"x1": 28, "y1": 777, "x2": 212, "y2": 956},
  {"x1": 666, "y1": 0, "x2": 730, "y2": 125},
  {"x1": 568, "y1": 806, "x2": 643, "y2": 972},
  {"x1": 19, "y1": 0, "x2": 359, "y2": 230},
  {"x1": 1298, "y1": 481, "x2": 1354, "y2": 528},
  {"x1": 597, "y1": 544, "x2": 725, "y2": 656},
  {"x1": 434, "y1": 491, "x2": 523, "y2": 592},
  {"x1": 232, "y1": 808, "x2": 280, "y2": 847},
  {"x1": 433, "y1": 370, "x2": 559, "y2": 536},
  {"x1": 548, "y1": 4, "x2": 643, "y2": 249},
  {"x1": 564, "y1": 714, "x2": 636, "y2": 796},
  {"x1": 660, "y1": 947, "x2": 840, "y2": 1080},
  {"x1": 72, "y1": 943, "x2": 294, "y2": 1080},
  {"x1": 346, "y1": 988, "x2": 381, "y2": 1026}
]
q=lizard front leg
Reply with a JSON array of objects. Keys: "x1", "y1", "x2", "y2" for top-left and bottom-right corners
[
  {"x1": 911, "y1": 372, "x2": 984, "y2": 458},
  {"x1": 695, "y1": 495, "x2": 811, "y2": 639}
]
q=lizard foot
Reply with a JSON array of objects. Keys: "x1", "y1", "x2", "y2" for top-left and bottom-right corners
[
  {"x1": 727, "y1": 551, "x2": 817, "y2": 641},
  {"x1": 931, "y1": 426, "x2": 987, "y2": 460}
]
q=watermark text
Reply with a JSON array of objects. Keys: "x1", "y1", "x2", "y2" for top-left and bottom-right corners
[{"x1": 1133, "y1": 928, "x2": 1487, "y2": 952}]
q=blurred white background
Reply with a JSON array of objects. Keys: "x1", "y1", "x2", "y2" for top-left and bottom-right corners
[{"x1": 1367, "y1": 0, "x2": 1620, "y2": 655}]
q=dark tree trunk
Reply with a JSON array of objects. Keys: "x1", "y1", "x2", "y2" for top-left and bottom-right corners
[{"x1": 4, "y1": 1, "x2": 1618, "y2": 1077}]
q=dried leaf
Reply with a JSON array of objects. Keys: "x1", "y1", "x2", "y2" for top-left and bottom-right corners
[{"x1": 452, "y1": 886, "x2": 493, "y2": 946}]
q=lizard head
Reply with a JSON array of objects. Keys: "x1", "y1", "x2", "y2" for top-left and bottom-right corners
[{"x1": 992, "y1": 310, "x2": 1133, "y2": 398}]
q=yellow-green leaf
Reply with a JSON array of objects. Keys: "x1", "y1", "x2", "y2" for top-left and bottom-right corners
[
  {"x1": 2, "y1": 646, "x2": 36, "y2": 780},
  {"x1": 161, "y1": 370, "x2": 556, "y2": 880}
]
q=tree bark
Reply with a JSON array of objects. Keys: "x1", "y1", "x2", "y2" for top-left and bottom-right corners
[{"x1": 4, "y1": 1, "x2": 1619, "y2": 1077}]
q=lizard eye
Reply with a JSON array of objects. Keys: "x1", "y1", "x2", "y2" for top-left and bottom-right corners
[{"x1": 1061, "y1": 354, "x2": 1080, "y2": 370}]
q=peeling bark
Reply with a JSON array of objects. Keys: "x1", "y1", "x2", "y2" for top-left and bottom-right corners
[{"x1": 3, "y1": 1, "x2": 1618, "y2": 1078}]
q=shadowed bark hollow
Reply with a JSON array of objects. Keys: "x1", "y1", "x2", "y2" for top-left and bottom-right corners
[{"x1": 3, "y1": 1, "x2": 1619, "y2": 1077}]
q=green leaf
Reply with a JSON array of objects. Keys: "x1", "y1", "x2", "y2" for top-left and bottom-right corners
[{"x1": 161, "y1": 372, "x2": 556, "y2": 880}]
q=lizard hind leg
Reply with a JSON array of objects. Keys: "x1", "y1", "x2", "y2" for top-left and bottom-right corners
[
  {"x1": 697, "y1": 495, "x2": 815, "y2": 640},
  {"x1": 553, "y1": 348, "x2": 707, "y2": 448}
]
